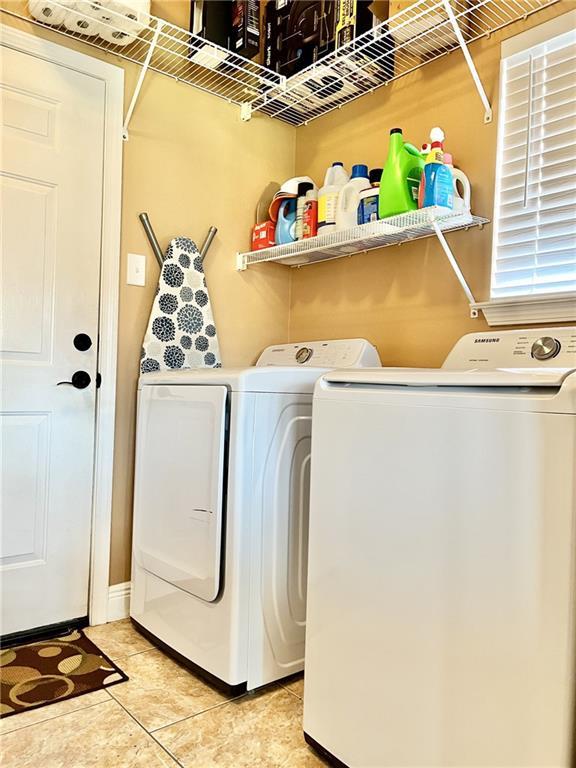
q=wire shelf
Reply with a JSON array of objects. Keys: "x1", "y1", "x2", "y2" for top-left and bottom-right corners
[
  {"x1": 237, "y1": 208, "x2": 490, "y2": 269},
  {"x1": 250, "y1": 0, "x2": 560, "y2": 126},
  {"x1": 1, "y1": 0, "x2": 284, "y2": 107}
]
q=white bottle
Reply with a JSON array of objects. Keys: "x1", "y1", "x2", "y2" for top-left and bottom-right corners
[
  {"x1": 335, "y1": 164, "x2": 371, "y2": 231},
  {"x1": 318, "y1": 162, "x2": 349, "y2": 234},
  {"x1": 444, "y1": 153, "x2": 471, "y2": 214}
]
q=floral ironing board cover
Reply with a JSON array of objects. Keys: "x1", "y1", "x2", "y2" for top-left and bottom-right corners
[{"x1": 141, "y1": 237, "x2": 221, "y2": 372}]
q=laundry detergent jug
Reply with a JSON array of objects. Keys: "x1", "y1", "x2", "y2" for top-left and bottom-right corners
[
  {"x1": 336, "y1": 164, "x2": 371, "y2": 230},
  {"x1": 275, "y1": 198, "x2": 297, "y2": 244},
  {"x1": 379, "y1": 128, "x2": 425, "y2": 219}
]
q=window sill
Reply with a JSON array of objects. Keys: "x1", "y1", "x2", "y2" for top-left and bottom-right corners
[{"x1": 471, "y1": 294, "x2": 576, "y2": 326}]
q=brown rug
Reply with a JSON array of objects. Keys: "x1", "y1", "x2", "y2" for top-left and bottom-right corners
[{"x1": 0, "y1": 629, "x2": 128, "y2": 718}]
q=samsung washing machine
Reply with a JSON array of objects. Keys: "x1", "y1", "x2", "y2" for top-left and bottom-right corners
[
  {"x1": 304, "y1": 327, "x2": 576, "y2": 767},
  {"x1": 130, "y1": 338, "x2": 380, "y2": 694}
]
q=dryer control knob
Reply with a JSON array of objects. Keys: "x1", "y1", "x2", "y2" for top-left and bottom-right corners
[
  {"x1": 531, "y1": 336, "x2": 561, "y2": 360},
  {"x1": 295, "y1": 347, "x2": 313, "y2": 364}
]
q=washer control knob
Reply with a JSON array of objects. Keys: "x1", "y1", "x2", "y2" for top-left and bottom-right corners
[
  {"x1": 531, "y1": 336, "x2": 561, "y2": 360},
  {"x1": 295, "y1": 347, "x2": 313, "y2": 364}
]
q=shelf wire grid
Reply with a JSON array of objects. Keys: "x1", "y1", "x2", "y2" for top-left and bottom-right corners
[
  {"x1": 251, "y1": 0, "x2": 560, "y2": 125},
  {"x1": 1, "y1": 0, "x2": 284, "y2": 106},
  {"x1": 239, "y1": 209, "x2": 490, "y2": 269}
]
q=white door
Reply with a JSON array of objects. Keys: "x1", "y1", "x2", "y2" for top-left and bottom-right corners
[
  {"x1": 133, "y1": 385, "x2": 228, "y2": 603},
  {"x1": 1, "y1": 44, "x2": 106, "y2": 635}
]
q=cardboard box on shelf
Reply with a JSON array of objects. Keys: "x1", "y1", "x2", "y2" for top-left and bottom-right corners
[
  {"x1": 335, "y1": 0, "x2": 377, "y2": 49},
  {"x1": 192, "y1": 0, "x2": 233, "y2": 49},
  {"x1": 264, "y1": 1, "x2": 336, "y2": 77},
  {"x1": 231, "y1": 0, "x2": 261, "y2": 59}
]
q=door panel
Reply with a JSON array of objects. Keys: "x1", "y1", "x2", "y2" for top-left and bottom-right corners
[
  {"x1": 1, "y1": 413, "x2": 50, "y2": 566},
  {"x1": 133, "y1": 385, "x2": 228, "y2": 603},
  {"x1": 1, "y1": 45, "x2": 105, "y2": 634},
  {"x1": 1, "y1": 175, "x2": 56, "y2": 359}
]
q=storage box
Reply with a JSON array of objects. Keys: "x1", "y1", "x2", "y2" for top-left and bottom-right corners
[
  {"x1": 252, "y1": 220, "x2": 276, "y2": 250},
  {"x1": 335, "y1": 0, "x2": 376, "y2": 49},
  {"x1": 231, "y1": 0, "x2": 261, "y2": 59},
  {"x1": 192, "y1": 0, "x2": 233, "y2": 49},
  {"x1": 264, "y1": 1, "x2": 336, "y2": 77}
]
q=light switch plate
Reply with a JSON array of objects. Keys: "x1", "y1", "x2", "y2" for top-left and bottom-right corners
[{"x1": 127, "y1": 253, "x2": 146, "y2": 286}]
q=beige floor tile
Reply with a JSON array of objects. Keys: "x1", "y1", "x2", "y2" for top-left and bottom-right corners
[
  {"x1": 0, "y1": 689, "x2": 111, "y2": 736},
  {"x1": 155, "y1": 685, "x2": 327, "y2": 767},
  {"x1": 109, "y1": 648, "x2": 229, "y2": 731},
  {"x1": 0, "y1": 698, "x2": 179, "y2": 768},
  {"x1": 84, "y1": 619, "x2": 153, "y2": 661},
  {"x1": 282, "y1": 674, "x2": 304, "y2": 699}
]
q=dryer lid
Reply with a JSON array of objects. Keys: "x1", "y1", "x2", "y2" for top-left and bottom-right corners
[{"x1": 323, "y1": 367, "x2": 576, "y2": 389}]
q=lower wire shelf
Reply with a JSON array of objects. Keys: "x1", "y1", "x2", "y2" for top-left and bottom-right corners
[{"x1": 237, "y1": 208, "x2": 489, "y2": 270}]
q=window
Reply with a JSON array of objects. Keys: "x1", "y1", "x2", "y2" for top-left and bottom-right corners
[{"x1": 485, "y1": 13, "x2": 576, "y2": 325}]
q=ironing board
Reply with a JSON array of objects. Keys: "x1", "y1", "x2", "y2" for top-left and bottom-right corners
[{"x1": 140, "y1": 237, "x2": 221, "y2": 372}]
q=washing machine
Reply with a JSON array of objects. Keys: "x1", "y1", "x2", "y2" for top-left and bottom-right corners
[
  {"x1": 304, "y1": 328, "x2": 576, "y2": 767},
  {"x1": 130, "y1": 338, "x2": 380, "y2": 694}
]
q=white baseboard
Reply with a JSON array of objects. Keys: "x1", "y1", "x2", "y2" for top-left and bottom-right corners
[{"x1": 107, "y1": 581, "x2": 131, "y2": 622}]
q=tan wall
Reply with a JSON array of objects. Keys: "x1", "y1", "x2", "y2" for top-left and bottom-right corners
[
  {"x1": 1, "y1": 1, "x2": 296, "y2": 585},
  {"x1": 290, "y1": 2, "x2": 568, "y2": 367}
]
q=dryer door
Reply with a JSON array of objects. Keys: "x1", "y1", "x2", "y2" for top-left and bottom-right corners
[{"x1": 133, "y1": 384, "x2": 228, "y2": 602}]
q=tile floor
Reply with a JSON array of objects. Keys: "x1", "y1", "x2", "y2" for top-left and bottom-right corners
[{"x1": 0, "y1": 619, "x2": 327, "y2": 768}]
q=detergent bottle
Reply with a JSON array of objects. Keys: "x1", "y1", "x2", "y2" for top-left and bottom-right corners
[
  {"x1": 379, "y1": 128, "x2": 425, "y2": 219},
  {"x1": 444, "y1": 153, "x2": 471, "y2": 214},
  {"x1": 318, "y1": 162, "x2": 349, "y2": 234},
  {"x1": 275, "y1": 198, "x2": 297, "y2": 244},
  {"x1": 336, "y1": 164, "x2": 371, "y2": 230},
  {"x1": 419, "y1": 141, "x2": 454, "y2": 210},
  {"x1": 357, "y1": 168, "x2": 383, "y2": 224}
]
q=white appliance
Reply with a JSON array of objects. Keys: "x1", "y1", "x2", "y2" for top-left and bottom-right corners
[
  {"x1": 130, "y1": 338, "x2": 380, "y2": 694},
  {"x1": 304, "y1": 328, "x2": 576, "y2": 768}
]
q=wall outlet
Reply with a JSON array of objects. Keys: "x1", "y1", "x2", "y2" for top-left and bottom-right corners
[{"x1": 127, "y1": 253, "x2": 146, "y2": 286}]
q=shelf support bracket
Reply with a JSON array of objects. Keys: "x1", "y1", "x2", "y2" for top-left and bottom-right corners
[
  {"x1": 442, "y1": 0, "x2": 492, "y2": 124},
  {"x1": 236, "y1": 252, "x2": 247, "y2": 271},
  {"x1": 240, "y1": 102, "x2": 252, "y2": 122},
  {"x1": 122, "y1": 21, "x2": 163, "y2": 141},
  {"x1": 432, "y1": 221, "x2": 479, "y2": 318}
]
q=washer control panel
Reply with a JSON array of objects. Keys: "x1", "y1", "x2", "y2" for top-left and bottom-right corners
[
  {"x1": 443, "y1": 327, "x2": 576, "y2": 369},
  {"x1": 256, "y1": 339, "x2": 381, "y2": 368}
]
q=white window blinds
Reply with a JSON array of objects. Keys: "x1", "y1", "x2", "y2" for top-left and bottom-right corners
[{"x1": 491, "y1": 27, "x2": 576, "y2": 300}]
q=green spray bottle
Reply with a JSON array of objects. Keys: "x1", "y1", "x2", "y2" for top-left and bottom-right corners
[{"x1": 378, "y1": 128, "x2": 425, "y2": 219}]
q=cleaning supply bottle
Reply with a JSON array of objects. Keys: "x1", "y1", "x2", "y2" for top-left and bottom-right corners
[
  {"x1": 378, "y1": 128, "x2": 425, "y2": 219},
  {"x1": 419, "y1": 141, "x2": 454, "y2": 210},
  {"x1": 444, "y1": 153, "x2": 471, "y2": 214},
  {"x1": 302, "y1": 188, "x2": 318, "y2": 238},
  {"x1": 295, "y1": 181, "x2": 313, "y2": 240},
  {"x1": 336, "y1": 164, "x2": 371, "y2": 230},
  {"x1": 275, "y1": 198, "x2": 297, "y2": 244},
  {"x1": 357, "y1": 168, "x2": 383, "y2": 224},
  {"x1": 318, "y1": 162, "x2": 349, "y2": 234}
]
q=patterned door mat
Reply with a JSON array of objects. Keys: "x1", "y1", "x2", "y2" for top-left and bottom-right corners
[{"x1": 0, "y1": 629, "x2": 128, "y2": 718}]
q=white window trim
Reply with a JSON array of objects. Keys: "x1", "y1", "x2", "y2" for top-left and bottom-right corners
[
  {"x1": 0, "y1": 26, "x2": 124, "y2": 625},
  {"x1": 479, "y1": 10, "x2": 576, "y2": 327}
]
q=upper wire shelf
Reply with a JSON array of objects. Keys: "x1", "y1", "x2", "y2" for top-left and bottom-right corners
[
  {"x1": 1, "y1": 0, "x2": 558, "y2": 124},
  {"x1": 250, "y1": 0, "x2": 560, "y2": 126},
  {"x1": 1, "y1": 0, "x2": 284, "y2": 107}
]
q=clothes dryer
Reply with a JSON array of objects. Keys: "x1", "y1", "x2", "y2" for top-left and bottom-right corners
[{"x1": 131, "y1": 338, "x2": 380, "y2": 694}]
